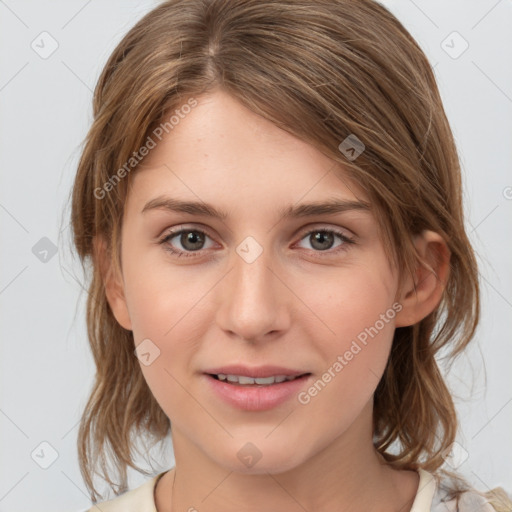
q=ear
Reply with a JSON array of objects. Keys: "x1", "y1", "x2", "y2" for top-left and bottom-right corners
[
  {"x1": 394, "y1": 230, "x2": 450, "y2": 328},
  {"x1": 93, "y1": 235, "x2": 133, "y2": 331}
]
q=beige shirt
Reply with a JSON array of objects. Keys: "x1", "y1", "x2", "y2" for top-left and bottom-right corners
[{"x1": 86, "y1": 468, "x2": 497, "y2": 512}]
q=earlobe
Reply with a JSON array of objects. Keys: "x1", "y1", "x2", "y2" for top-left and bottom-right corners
[
  {"x1": 394, "y1": 230, "x2": 450, "y2": 328},
  {"x1": 93, "y1": 235, "x2": 133, "y2": 331}
]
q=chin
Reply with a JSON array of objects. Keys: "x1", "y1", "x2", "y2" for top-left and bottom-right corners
[{"x1": 211, "y1": 439, "x2": 307, "y2": 476}]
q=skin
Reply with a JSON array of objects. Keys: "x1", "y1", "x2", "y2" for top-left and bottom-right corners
[{"x1": 100, "y1": 89, "x2": 450, "y2": 512}]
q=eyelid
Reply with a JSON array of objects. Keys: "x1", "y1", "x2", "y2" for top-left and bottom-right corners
[
  {"x1": 294, "y1": 222, "x2": 356, "y2": 240},
  {"x1": 158, "y1": 225, "x2": 219, "y2": 248},
  {"x1": 157, "y1": 224, "x2": 221, "y2": 261},
  {"x1": 159, "y1": 222, "x2": 214, "y2": 236},
  {"x1": 292, "y1": 226, "x2": 356, "y2": 255}
]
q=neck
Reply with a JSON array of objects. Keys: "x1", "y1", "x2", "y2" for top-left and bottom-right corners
[{"x1": 155, "y1": 403, "x2": 419, "y2": 512}]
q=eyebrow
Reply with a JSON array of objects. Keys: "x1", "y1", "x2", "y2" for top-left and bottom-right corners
[{"x1": 141, "y1": 195, "x2": 371, "y2": 219}]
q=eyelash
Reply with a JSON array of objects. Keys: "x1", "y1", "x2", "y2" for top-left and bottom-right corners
[{"x1": 158, "y1": 226, "x2": 356, "y2": 259}]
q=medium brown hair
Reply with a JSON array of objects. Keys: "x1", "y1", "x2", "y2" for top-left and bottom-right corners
[{"x1": 69, "y1": 0, "x2": 505, "y2": 506}]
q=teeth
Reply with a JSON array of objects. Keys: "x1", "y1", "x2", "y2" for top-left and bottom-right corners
[{"x1": 215, "y1": 374, "x2": 301, "y2": 385}]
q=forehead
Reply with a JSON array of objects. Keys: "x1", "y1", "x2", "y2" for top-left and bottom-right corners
[{"x1": 125, "y1": 90, "x2": 369, "y2": 216}]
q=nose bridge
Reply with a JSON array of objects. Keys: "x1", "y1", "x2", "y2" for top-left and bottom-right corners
[{"x1": 217, "y1": 235, "x2": 288, "y2": 341}]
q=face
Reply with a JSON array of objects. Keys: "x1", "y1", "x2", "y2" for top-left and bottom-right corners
[{"x1": 109, "y1": 89, "x2": 404, "y2": 474}]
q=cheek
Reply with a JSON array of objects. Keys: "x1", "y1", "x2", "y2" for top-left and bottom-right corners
[
  {"x1": 309, "y1": 264, "x2": 396, "y2": 337},
  {"x1": 122, "y1": 254, "x2": 211, "y2": 411},
  {"x1": 301, "y1": 266, "x2": 396, "y2": 395},
  {"x1": 126, "y1": 276, "x2": 201, "y2": 423},
  {"x1": 120, "y1": 251, "x2": 198, "y2": 388},
  {"x1": 123, "y1": 251, "x2": 205, "y2": 340}
]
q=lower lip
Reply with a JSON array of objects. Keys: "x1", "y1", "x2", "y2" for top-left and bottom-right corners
[{"x1": 203, "y1": 373, "x2": 311, "y2": 411}]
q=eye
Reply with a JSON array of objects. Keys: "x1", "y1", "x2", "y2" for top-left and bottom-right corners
[
  {"x1": 295, "y1": 227, "x2": 355, "y2": 254},
  {"x1": 158, "y1": 225, "x2": 356, "y2": 260},
  {"x1": 158, "y1": 227, "x2": 216, "y2": 258}
]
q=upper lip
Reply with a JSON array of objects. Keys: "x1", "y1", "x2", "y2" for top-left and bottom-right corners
[{"x1": 204, "y1": 365, "x2": 310, "y2": 378}]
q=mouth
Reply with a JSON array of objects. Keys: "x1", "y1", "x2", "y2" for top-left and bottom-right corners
[
  {"x1": 206, "y1": 372, "x2": 311, "y2": 386},
  {"x1": 203, "y1": 371, "x2": 313, "y2": 411}
]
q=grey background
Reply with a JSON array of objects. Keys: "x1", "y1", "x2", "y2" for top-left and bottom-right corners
[{"x1": 1, "y1": 1, "x2": 511, "y2": 510}]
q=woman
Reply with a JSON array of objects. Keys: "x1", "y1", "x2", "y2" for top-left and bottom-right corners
[{"x1": 70, "y1": 1, "x2": 511, "y2": 510}]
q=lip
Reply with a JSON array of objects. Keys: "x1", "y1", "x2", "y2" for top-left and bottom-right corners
[
  {"x1": 203, "y1": 372, "x2": 312, "y2": 411},
  {"x1": 203, "y1": 364, "x2": 308, "y2": 378}
]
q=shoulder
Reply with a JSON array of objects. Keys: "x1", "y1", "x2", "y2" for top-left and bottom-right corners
[
  {"x1": 429, "y1": 471, "x2": 511, "y2": 512},
  {"x1": 85, "y1": 471, "x2": 167, "y2": 512}
]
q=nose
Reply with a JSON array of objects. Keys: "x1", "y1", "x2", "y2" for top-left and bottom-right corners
[{"x1": 215, "y1": 239, "x2": 291, "y2": 343}]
